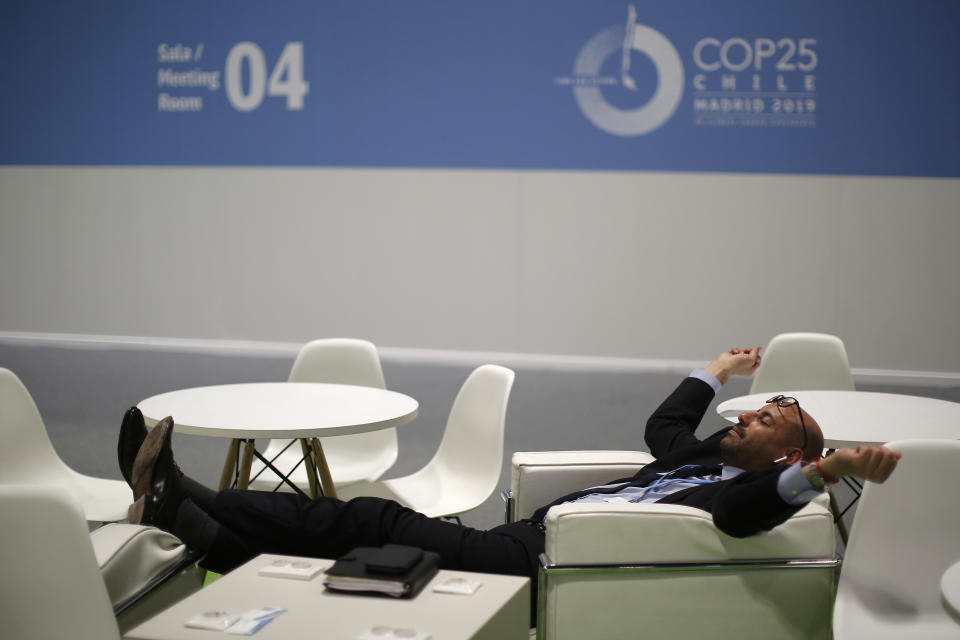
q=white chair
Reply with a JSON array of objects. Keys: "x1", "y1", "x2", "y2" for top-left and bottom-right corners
[
  {"x1": 750, "y1": 332, "x2": 855, "y2": 394},
  {"x1": 0, "y1": 484, "x2": 201, "y2": 639},
  {"x1": 0, "y1": 484, "x2": 123, "y2": 639},
  {"x1": 247, "y1": 338, "x2": 395, "y2": 491},
  {"x1": 0, "y1": 367, "x2": 131, "y2": 522},
  {"x1": 509, "y1": 451, "x2": 837, "y2": 640},
  {"x1": 336, "y1": 364, "x2": 515, "y2": 518},
  {"x1": 749, "y1": 333, "x2": 856, "y2": 543},
  {"x1": 833, "y1": 439, "x2": 960, "y2": 639}
]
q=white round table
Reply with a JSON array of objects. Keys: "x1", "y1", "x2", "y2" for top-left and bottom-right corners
[
  {"x1": 139, "y1": 383, "x2": 419, "y2": 498},
  {"x1": 943, "y1": 560, "x2": 960, "y2": 621},
  {"x1": 716, "y1": 390, "x2": 960, "y2": 449}
]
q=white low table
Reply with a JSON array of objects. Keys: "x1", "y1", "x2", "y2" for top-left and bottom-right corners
[
  {"x1": 124, "y1": 554, "x2": 530, "y2": 640},
  {"x1": 139, "y1": 383, "x2": 419, "y2": 498},
  {"x1": 716, "y1": 390, "x2": 960, "y2": 449}
]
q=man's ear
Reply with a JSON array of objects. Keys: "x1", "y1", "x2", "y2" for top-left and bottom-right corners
[{"x1": 783, "y1": 448, "x2": 804, "y2": 465}]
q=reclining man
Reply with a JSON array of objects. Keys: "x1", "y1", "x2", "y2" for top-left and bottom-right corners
[{"x1": 120, "y1": 345, "x2": 900, "y2": 592}]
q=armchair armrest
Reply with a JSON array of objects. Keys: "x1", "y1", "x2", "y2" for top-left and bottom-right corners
[
  {"x1": 543, "y1": 498, "x2": 835, "y2": 566},
  {"x1": 91, "y1": 522, "x2": 202, "y2": 631},
  {"x1": 506, "y1": 450, "x2": 654, "y2": 522}
]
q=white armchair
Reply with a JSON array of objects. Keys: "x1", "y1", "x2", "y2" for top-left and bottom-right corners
[{"x1": 507, "y1": 451, "x2": 838, "y2": 640}]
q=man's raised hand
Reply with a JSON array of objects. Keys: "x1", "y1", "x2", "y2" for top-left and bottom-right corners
[
  {"x1": 819, "y1": 445, "x2": 901, "y2": 484},
  {"x1": 704, "y1": 346, "x2": 763, "y2": 384}
]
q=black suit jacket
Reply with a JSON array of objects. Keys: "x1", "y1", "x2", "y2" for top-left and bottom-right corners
[{"x1": 532, "y1": 377, "x2": 804, "y2": 537}]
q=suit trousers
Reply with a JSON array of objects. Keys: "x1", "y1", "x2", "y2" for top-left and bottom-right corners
[{"x1": 202, "y1": 490, "x2": 545, "y2": 584}]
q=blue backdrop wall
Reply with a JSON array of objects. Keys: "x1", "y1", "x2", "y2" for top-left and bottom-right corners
[{"x1": 2, "y1": 1, "x2": 958, "y2": 176}]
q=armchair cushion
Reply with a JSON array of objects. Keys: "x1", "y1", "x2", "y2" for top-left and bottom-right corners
[
  {"x1": 91, "y1": 523, "x2": 200, "y2": 612},
  {"x1": 544, "y1": 499, "x2": 834, "y2": 565}
]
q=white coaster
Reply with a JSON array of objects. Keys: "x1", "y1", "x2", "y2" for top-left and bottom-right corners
[
  {"x1": 258, "y1": 558, "x2": 326, "y2": 580},
  {"x1": 431, "y1": 576, "x2": 482, "y2": 595},
  {"x1": 184, "y1": 611, "x2": 240, "y2": 631},
  {"x1": 357, "y1": 626, "x2": 431, "y2": 640}
]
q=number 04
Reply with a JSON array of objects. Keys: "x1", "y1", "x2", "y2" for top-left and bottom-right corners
[{"x1": 225, "y1": 42, "x2": 309, "y2": 111}]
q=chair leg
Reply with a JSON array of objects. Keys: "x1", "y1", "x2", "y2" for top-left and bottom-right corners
[
  {"x1": 827, "y1": 485, "x2": 849, "y2": 545},
  {"x1": 823, "y1": 448, "x2": 851, "y2": 545}
]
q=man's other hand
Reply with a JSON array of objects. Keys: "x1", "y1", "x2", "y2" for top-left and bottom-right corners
[
  {"x1": 704, "y1": 346, "x2": 763, "y2": 384},
  {"x1": 819, "y1": 445, "x2": 901, "y2": 484}
]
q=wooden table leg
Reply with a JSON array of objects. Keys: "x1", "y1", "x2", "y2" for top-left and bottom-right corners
[
  {"x1": 236, "y1": 439, "x2": 256, "y2": 490},
  {"x1": 299, "y1": 438, "x2": 320, "y2": 498},
  {"x1": 209, "y1": 438, "x2": 243, "y2": 585},
  {"x1": 312, "y1": 437, "x2": 338, "y2": 499},
  {"x1": 218, "y1": 439, "x2": 241, "y2": 491}
]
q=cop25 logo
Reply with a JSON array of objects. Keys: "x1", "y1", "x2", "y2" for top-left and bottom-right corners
[{"x1": 558, "y1": 6, "x2": 684, "y2": 136}]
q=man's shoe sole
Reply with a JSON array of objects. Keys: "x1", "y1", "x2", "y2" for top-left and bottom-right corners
[
  {"x1": 130, "y1": 417, "x2": 173, "y2": 501},
  {"x1": 127, "y1": 495, "x2": 146, "y2": 524}
]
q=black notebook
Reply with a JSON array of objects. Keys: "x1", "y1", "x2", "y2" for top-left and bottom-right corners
[{"x1": 323, "y1": 545, "x2": 440, "y2": 598}]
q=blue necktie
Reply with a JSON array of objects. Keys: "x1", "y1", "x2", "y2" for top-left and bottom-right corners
[
  {"x1": 530, "y1": 463, "x2": 723, "y2": 523},
  {"x1": 635, "y1": 464, "x2": 722, "y2": 498}
]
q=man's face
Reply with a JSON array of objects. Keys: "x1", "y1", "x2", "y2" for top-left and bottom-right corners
[{"x1": 719, "y1": 402, "x2": 806, "y2": 469}]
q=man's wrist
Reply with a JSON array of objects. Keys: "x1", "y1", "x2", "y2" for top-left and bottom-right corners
[
  {"x1": 815, "y1": 456, "x2": 844, "y2": 484},
  {"x1": 689, "y1": 368, "x2": 723, "y2": 393},
  {"x1": 702, "y1": 362, "x2": 732, "y2": 385},
  {"x1": 802, "y1": 463, "x2": 826, "y2": 491},
  {"x1": 803, "y1": 459, "x2": 839, "y2": 490}
]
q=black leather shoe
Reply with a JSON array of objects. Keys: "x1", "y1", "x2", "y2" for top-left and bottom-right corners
[
  {"x1": 129, "y1": 416, "x2": 173, "y2": 502},
  {"x1": 127, "y1": 420, "x2": 184, "y2": 530},
  {"x1": 118, "y1": 406, "x2": 148, "y2": 486}
]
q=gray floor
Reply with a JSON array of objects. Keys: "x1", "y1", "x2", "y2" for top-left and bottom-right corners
[{"x1": 2, "y1": 341, "x2": 958, "y2": 546}]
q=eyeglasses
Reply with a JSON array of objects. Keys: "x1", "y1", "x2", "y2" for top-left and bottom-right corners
[{"x1": 766, "y1": 395, "x2": 808, "y2": 452}]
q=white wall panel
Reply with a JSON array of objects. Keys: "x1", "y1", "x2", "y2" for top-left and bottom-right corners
[{"x1": 0, "y1": 166, "x2": 956, "y2": 372}]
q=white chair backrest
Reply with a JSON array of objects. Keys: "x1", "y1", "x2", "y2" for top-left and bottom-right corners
[
  {"x1": 833, "y1": 439, "x2": 960, "y2": 639},
  {"x1": 288, "y1": 338, "x2": 386, "y2": 388},
  {"x1": 750, "y1": 332, "x2": 855, "y2": 394},
  {"x1": 0, "y1": 367, "x2": 70, "y2": 481},
  {"x1": 271, "y1": 338, "x2": 394, "y2": 481},
  {"x1": 428, "y1": 364, "x2": 515, "y2": 501},
  {"x1": 0, "y1": 484, "x2": 121, "y2": 640}
]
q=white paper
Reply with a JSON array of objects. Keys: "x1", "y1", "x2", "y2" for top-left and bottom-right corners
[
  {"x1": 185, "y1": 607, "x2": 285, "y2": 635},
  {"x1": 224, "y1": 606, "x2": 286, "y2": 636}
]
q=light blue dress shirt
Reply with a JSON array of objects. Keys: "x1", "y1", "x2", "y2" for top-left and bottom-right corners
[{"x1": 567, "y1": 369, "x2": 822, "y2": 508}]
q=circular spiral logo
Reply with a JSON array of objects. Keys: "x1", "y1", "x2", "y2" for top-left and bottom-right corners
[{"x1": 572, "y1": 17, "x2": 684, "y2": 136}]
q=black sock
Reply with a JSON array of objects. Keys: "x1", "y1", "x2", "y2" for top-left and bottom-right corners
[
  {"x1": 172, "y1": 498, "x2": 222, "y2": 552},
  {"x1": 179, "y1": 475, "x2": 218, "y2": 513}
]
